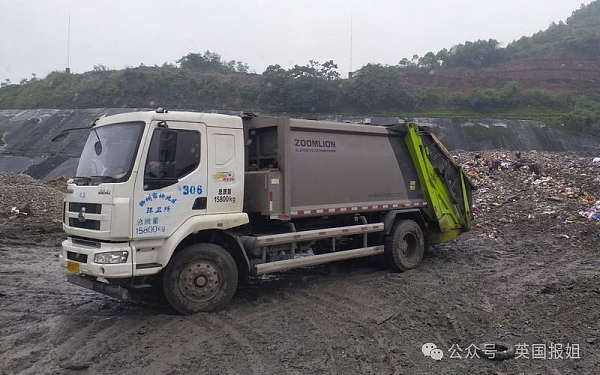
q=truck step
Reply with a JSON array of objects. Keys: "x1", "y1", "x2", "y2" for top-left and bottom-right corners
[
  {"x1": 255, "y1": 223, "x2": 384, "y2": 246},
  {"x1": 252, "y1": 245, "x2": 384, "y2": 275}
]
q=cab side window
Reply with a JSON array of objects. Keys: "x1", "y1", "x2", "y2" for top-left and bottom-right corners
[{"x1": 144, "y1": 128, "x2": 200, "y2": 189}]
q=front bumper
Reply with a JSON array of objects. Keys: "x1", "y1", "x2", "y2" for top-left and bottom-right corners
[
  {"x1": 67, "y1": 274, "x2": 130, "y2": 300},
  {"x1": 59, "y1": 238, "x2": 133, "y2": 278}
]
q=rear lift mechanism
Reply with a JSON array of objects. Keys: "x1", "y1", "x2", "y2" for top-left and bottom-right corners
[{"x1": 403, "y1": 123, "x2": 474, "y2": 243}]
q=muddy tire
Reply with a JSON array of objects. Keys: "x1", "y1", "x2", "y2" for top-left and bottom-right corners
[
  {"x1": 385, "y1": 219, "x2": 425, "y2": 272},
  {"x1": 476, "y1": 342, "x2": 515, "y2": 361},
  {"x1": 163, "y1": 243, "x2": 238, "y2": 314}
]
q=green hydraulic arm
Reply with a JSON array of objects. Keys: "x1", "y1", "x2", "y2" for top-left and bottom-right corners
[{"x1": 404, "y1": 122, "x2": 474, "y2": 244}]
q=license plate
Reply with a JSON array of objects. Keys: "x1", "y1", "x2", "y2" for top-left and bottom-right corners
[{"x1": 67, "y1": 260, "x2": 80, "y2": 274}]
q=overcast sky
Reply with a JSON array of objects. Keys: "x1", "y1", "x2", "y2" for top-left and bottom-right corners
[{"x1": 0, "y1": 0, "x2": 593, "y2": 82}]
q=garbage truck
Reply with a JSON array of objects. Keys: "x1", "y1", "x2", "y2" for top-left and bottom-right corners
[{"x1": 56, "y1": 109, "x2": 474, "y2": 314}]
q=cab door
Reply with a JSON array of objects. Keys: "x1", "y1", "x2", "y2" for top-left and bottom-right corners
[
  {"x1": 206, "y1": 126, "x2": 245, "y2": 215},
  {"x1": 132, "y1": 121, "x2": 207, "y2": 239}
]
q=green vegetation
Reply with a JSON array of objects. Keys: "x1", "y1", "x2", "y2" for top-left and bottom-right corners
[
  {"x1": 401, "y1": 39, "x2": 508, "y2": 69},
  {"x1": 177, "y1": 50, "x2": 250, "y2": 73},
  {"x1": 1, "y1": 2, "x2": 600, "y2": 135},
  {"x1": 403, "y1": 1, "x2": 600, "y2": 69},
  {"x1": 508, "y1": 1, "x2": 600, "y2": 58},
  {"x1": 1, "y1": 59, "x2": 599, "y2": 134}
]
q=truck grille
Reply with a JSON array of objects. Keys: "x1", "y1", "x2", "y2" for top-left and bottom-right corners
[
  {"x1": 67, "y1": 251, "x2": 88, "y2": 263},
  {"x1": 69, "y1": 218, "x2": 101, "y2": 230},
  {"x1": 68, "y1": 202, "x2": 102, "y2": 214}
]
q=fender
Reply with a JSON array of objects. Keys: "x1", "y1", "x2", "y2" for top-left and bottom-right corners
[
  {"x1": 155, "y1": 212, "x2": 249, "y2": 267},
  {"x1": 382, "y1": 209, "x2": 428, "y2": 235}
]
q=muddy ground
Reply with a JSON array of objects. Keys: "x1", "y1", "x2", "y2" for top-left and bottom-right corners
[{"x1": 1, "y1": 152, "x2": 599, "y2": 375}]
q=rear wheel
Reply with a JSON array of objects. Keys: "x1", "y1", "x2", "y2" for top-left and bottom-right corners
[
  {"x1": 385, "y1": 219, "x2": 425, "y2": 271},
  {"x1": 163, "y1": 243, "x2": 238, "y2": 314}
]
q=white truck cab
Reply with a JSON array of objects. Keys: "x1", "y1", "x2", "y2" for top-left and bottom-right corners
[{"x1": 59, "y1": 110, "x2": 249, "y2": 312}]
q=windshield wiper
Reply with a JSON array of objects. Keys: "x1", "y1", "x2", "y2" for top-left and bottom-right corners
[
  {"x1": 51, "y1": 118, "x2": 100, "y2": 142},
  {"x1": 73, "y1": 176, "x2": 92, "y2": 185},
  {"x1": 90, "y1": 175, "x2": 117, "y2": 183}
]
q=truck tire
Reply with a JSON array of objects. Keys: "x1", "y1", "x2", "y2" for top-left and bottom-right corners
[
  {"x1": 385, "y1": 219, "x2": 425, "y2": 272},
  {"x1": 476, "y1": 342, "x2": 515, "y2": 360},
  {"x1": 162, "y1": 243, "x2": 238, "y2": 314}
]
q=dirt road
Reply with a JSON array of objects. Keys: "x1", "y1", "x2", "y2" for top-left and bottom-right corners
[{"x1": 1, "y1": 152, "x2": 599, "y2": 375}]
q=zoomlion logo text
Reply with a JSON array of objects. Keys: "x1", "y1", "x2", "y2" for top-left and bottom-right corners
[{"x1": 294, "y1": 139, "x2": 336, "y2": 153}]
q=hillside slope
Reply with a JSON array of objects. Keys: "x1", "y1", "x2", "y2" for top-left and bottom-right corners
[
  {"x1": 398, "y1": 58, "x2": 600, "y2": 94},
  {"x1": 399, "y1": 1, "x2": 600, "y2": 95}
]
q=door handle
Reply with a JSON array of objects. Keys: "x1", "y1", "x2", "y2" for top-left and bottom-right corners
[{"x1": 192, "y1": 197, "x2": 207, "y2": 210}]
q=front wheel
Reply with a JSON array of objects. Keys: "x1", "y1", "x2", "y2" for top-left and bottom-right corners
[
  {"x1": 385, "y1": 219, "x2": 425, "y2": 272},
  {"x1": 163, "y1": 243, "x2": 238, "y2": 314}
]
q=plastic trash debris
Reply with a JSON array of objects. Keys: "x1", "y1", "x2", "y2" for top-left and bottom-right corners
[
  {"x1": 10, "y1": 203, "x2": 31, "y2": 216},
  {"x1": 579, "y1": 200, "x2": 600, "y2": 221}
]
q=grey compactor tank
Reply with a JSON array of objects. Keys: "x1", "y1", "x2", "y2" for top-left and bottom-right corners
[{"x1": 243, "y1": 115, "x2": 467, "y2": 223}]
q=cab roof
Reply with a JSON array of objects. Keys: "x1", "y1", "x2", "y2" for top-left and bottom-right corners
[{"x1": 96, "y1": 110, "x2": 243, "y2": 129}]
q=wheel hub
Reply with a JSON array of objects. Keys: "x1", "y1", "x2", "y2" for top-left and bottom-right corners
[
  {"x1": 194, "y1": 275, "x2": 208, "y2": 287},
  {"x1": 401, "y1": 234, "x2": 417, "y2": 258},
  {"x1": 179, "y1": 260, "x2": 221, "y2": 303}
]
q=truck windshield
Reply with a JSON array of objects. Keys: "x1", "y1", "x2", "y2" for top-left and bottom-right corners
[{"x1": 74, "y1": 122, "x2": 144, "y2": 185}]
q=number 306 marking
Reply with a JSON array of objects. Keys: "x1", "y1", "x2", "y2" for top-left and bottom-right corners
[{"x1": 182, "y1": 185, "x2": 203, "y2": 195}]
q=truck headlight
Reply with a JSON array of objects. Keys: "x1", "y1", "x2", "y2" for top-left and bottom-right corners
[{"x1": 94, "y1": 251, "x2": 129, "y2": 264}]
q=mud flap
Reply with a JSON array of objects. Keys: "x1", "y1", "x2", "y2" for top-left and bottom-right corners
[{"x1": 67, "y1": 274, "x2": 130, "y2": 301}]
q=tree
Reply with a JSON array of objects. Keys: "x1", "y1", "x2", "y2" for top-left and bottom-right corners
[
  {"x1": 93, "y1": 64, "x2": 109, "y2": 72},
  {"x1": 469, "y1": 88, "x2": 500, "y2": 110},
  {"x1": 443, "y1": 39, "x2": 507, "y2": 68},
  {"x1": 435, "y1": 49, "x2": 449, "y2": 66},
  {"x1": 398, "y1": 58, "x2": 412, "y2": 67},
  {"x1": 260, "y1": 64, "x2": 290, "y2": 111},
  {"x1": 262, "y1": 64, "x2": 289, "y2": 79},
  {"x1": 500, "y1": 81, "x2": 522, "y2": 106},
  {"x1": 285, "y1": 60, "x2": 341, "y2": 80},
  {"x1": 417, "y1": 89, "x2": 443, "y2": 107},
  {"x1": 177, "y1": 50, "x2": 249, "y2": 73},
  {"x1": 411, "y1": 54, "x2": 420, "y2": 65},
  {"x1": 260, "y1": 60, "x2": 340, "y2": 112},
  {"x1": 562, "y1": 106, "x2": 600, "y2": 133},
  {"x1": 319, "y1": 60, "x2": 341, "y2": 80},
  {"x1": 288, "y1": 61, "x2": 320, "y2": 79},
  {"x1": 343, "y1": 64, "x2": 413, "y2": 111},
  {"x1": 177, "y1": 50, "x2": 225, "y2": 72},
  {"x1": 235, "y1": 61, "x2": 250, "y2": 73},
  {"x1": 418, "y1": 52, "x2": 439, "y2": 69}
]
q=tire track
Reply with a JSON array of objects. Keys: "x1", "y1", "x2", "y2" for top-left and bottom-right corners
[{"x1": 204, "y1": 314, "x2": 274, "y2": 375}]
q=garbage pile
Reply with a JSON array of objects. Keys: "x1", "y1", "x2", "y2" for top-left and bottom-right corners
[
  {"x1": 453, "y1": 150, "x2": 600, "y2": 239},
  {"x1": 0, "y1": 173, "x2": 65, "y2": 221},
  {"x1": 579, "y1": 200, "x2": 600, "y2": 221}
]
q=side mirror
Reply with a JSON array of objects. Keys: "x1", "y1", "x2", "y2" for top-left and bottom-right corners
[{"x1": 94, "y1": 140, "x2": 103, "y2": 155}]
